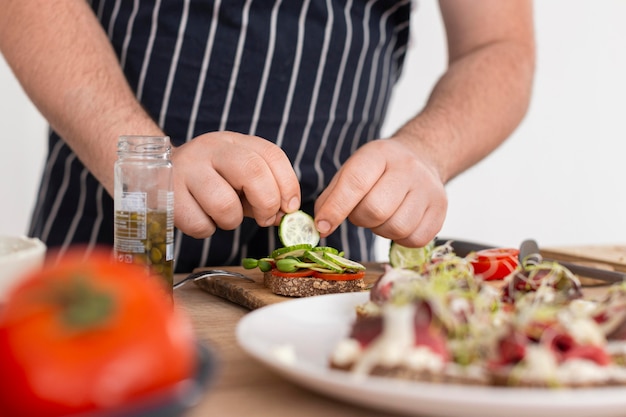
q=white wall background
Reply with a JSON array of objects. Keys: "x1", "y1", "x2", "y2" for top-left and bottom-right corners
[{"x1": 1, "y1": 1, "x2": 625, "y2": 260}]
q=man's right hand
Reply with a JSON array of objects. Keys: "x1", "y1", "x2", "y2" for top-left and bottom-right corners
[{"x1": 172, "y1": 131, "x2": 301, "y2": 238}]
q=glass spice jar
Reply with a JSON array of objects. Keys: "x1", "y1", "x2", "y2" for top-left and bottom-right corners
[{"x1": 113, "y1": 135, "x2": 174, "y2": 293}]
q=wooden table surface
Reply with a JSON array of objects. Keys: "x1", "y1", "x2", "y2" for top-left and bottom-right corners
[
  {"x1": 173, "y1": 243, "x2": 626, "y2": 417},
  {"x1": 174, "y1": 272, "x2": 383, "y2": 417}
]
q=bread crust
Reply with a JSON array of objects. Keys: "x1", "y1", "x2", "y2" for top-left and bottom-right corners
[
  {"x1": 264, "y1": 271, "x2": 366, "y2": 297},
  {"x1": 330, "y1": 360, "x2": 489, "y2": 385}
]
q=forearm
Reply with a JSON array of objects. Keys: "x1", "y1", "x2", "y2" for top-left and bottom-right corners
[
  {"x1": 0, "y1": 0, "x2": 162, "y2": 195},
  {"x1": 394, "y1": 40, "x2": 535, "y2": 183},
  {"x1": 394, "y1": 0, "x2": 535, "y2": 184}
]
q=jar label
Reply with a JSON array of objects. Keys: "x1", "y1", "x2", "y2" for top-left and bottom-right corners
[{"x1": 119, "y1": 191, "x2": 148, "y2": 214}]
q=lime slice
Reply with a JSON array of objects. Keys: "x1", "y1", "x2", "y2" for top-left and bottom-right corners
[
  {"x1": 271, "y1": 243, "x2": 313, "y2": 259},
  {"x1": 323, "y1": 252, "x2": 365, "y2": 271},
  {"x1": 388, "y1": 241, "x2": 434, "y2": 269},
  {"x1": 304, "y1": 250, "x2": 343, "y2": 273},
  {"x1": 278, "y1": 210, "x2": 320, "y2": 247}
]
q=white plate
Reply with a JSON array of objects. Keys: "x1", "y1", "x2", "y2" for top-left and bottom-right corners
[{"x1": 236, "y1": 292, "x2": 626, "y2": 417}]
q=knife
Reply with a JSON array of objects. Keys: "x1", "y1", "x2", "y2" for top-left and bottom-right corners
[
  {"x1": 518, "y1": 238, "x2": 626, "y2": 284},
  {"x1": 438, "y1": 237, "x2": 626, "y2": 285}
]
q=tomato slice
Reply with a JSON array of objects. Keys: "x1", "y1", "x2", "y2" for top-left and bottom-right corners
[
  {"x1": 271, "y1": 268, "x2": 314, "y2": 278},
  {"x1": 312, "y1": 270, "x2": 366, "y2": 281},
  {"x1": 469, "y1": 248, "x2": 519, "y2": 281}
]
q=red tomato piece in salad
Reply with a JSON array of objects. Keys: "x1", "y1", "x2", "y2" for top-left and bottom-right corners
[{"x1": 470, "y1": 248, "x2": 520, "y2": 281}]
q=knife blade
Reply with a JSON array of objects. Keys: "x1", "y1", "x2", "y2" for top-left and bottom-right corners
[{"x1": 544, "y1": 258, "x2": 626, "y2": 284}]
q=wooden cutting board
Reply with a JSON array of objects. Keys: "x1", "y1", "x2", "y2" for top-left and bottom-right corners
[
  {"x1": 189, "y1": 263, "x2": 385, "y2": 311},
  {"x1": 542, "y1": 244, "x2": 626, "y2": 272}
]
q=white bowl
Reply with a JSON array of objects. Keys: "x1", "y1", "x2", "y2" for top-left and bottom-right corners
[{"x1": 0, "y1": 235, "x2": 46, "y2": 301}]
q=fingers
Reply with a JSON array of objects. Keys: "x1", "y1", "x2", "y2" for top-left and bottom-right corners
[
  {"x1": 212, "y1": 135, "x2": 301, "y2": 223},
  {"x1": 346, "y1": 169, "x2": 407, "y2": 229},
  {"x1": 172, "y1": 131, "x2": 300, "y2": 238},
  {"x1": 315, "y1": 139, "x2": 448, "y2": 247},
  {"x1": 173, "y1": 156, "x2": 242, "y2": 238},
  {"x1": 350, "y1": 168, "x2": 447, "y2": 246},
  {"x1": 369, "y1": 189, "x2": 447, "y2": 247},
  {"x1": 314, "y1": 149, "x2": 386, "y2": 236}
]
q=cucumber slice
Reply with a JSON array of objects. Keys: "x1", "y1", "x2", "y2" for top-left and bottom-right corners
[
  {"x1": 323, "y1": 252, "x2": 366, "y2": 271},
  {"x1": 310, "y1": 246, "x2": 340, "y2": 255},
  {"x1": 271, "y1": 243, "x2": 313, "y2": 259},
  {"x1": 304, "y1": 250, "x2": 343, "y2": 273},
  {"x1": 388, "y1": 241, "x2": 434, "y2": 269},
  {"x1": 278, "y1": 210, "x2": 320, "y2": 247},
  {"x1": 308, "y1": 266, "x2": 337, "y2": 273}
]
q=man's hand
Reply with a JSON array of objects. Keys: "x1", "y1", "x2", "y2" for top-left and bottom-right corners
[
  {"x1": 172, "y1": 132, "x2": 301, "y2": 238},
  {"x1": 314, "y1": 138, "x2": 447, "y2": 247}
]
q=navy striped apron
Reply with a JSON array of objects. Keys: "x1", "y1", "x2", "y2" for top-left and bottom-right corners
[{"x1": 29, "y1": 0, "x2": 412, "y2": 272}]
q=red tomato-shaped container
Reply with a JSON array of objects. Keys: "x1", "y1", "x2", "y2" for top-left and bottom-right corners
[{"x1": 0, "y1": 249, "x2": 197, "y2": 417}]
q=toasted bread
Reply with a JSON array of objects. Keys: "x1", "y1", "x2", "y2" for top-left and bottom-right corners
[{"x1": 263, "y1": 271, "x2": 365, "y2": 297}]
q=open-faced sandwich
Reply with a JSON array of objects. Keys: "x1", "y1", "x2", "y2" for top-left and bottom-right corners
[
  {"x1": 242, "y1": 210, "x2": 367, "y2": 297},
  {"x1": 330, "y1": 240, "x2": 626, "y2": 388}
]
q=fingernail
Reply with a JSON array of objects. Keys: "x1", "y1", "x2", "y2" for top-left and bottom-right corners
[
  {"x1": 288, "y1": 197, "x2": 300, "y2": 212},
  {"x1": 265, "y1": 214, "x2": 277, "y2": 226},
  {"x1": 317, "y1": 220, "x2": 331, "y2": 234}
]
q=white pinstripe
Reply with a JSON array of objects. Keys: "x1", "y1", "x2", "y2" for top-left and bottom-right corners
[
  {"x1": 339, "y1": 217, "x2": 351, "y2": 259},
  {"x1": 158, "y1": 0, "x2": 190, "y2": 127},
  {"x1": 219, "y1": 0, "x2": 254, "y2": 266},
  {"x1": 136, "y1": 0, "x2": 161, "y2": 101},
  {"x1": 368, "y1": 19, "x2": 408, "y2": 142},
  {"x1": 41, "y1": 153, "x2": 77, "y2": 242},
  {"x1": 29, "y1": 135, "x2": 62, "y2": 237},
  {"x1": 186, "y1": 0, "x2": 222, "y2": 141},
  {"x1": 349, "y1": 1, "x2": 408, "y2": 156},
  {"x1": 120, "y1": 0, "x2": 139, "y2": 69},
  {"x1": 243, "y1": 0, "x2": 283, "y2": 261},
  {"x1": 86, "y1": 184, "x2": 105, "y2": 257},
  {"x1": 219, "y1": 0, "x2": 253, "y2": 132},
  {"x1": 292, "y1": 0, "x2": 334, "y2": 181},
  {"x1": 249, "y1": 0, "x2": 283, "y2": 136},
  {"x1": 96, "y1": 0, "x2": 106, "y2": 20},
  {"x1": 332, "y1": 0, "x2": 378, "y2": 169},
  {"x1": 275, "y1": 0, "x2": 311, "y2": 148},
  {"x1": 191, "y1": 0, "x2": 223, "y2": 269},
  {"x1": 314, "y1": 0, "x2": 354, "y2": 196},
  {"x1": 106, "y1": 0, "x2": 121, "y2": 38},
  {"x1": 59, "y1": 167, "x2": 89, "y2": 258}
]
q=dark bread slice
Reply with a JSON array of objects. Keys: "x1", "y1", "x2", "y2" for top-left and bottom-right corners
[
  {"x1": 329, "y1": 362, "x2": 489, "y2": 386},
  {"x1": 263, "y1": 271, "x2": 366, "y2": 297}
]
